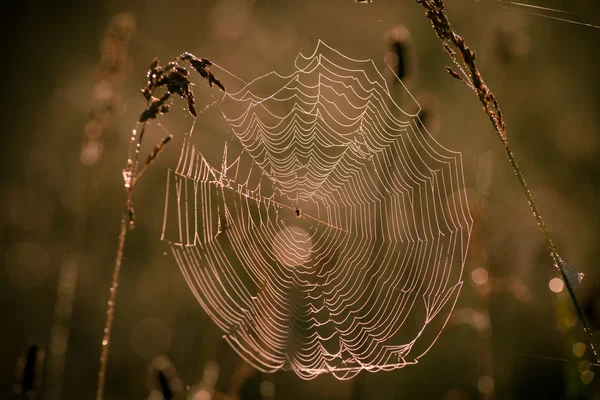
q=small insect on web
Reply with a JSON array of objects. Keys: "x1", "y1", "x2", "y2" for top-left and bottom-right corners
[{"x1": 162, "y1": 41, "x2": 473, "y2": 379}]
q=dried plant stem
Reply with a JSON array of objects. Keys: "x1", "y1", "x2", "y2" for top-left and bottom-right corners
[
  {"x1": 95, "y1": 54, "x2": 224, "y2": 400},
  {"x1": 96, "y1": 115, "x2": 148, "y2": 400},
  {"x1": 415, "y1": 0, "x2": 598, "y2": 362},
  {"x1": 96, "y1": 194, "x2": 130, "y2": 400}
]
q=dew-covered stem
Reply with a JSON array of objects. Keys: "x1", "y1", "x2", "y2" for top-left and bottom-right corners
[
  {"x1": 95, "y1": 192, "x2": 130, "y2": 400},
  {"x1": 415, "y1": 0, "x2": 599, "y2": 362},
  {"x1": 95, "y1": 55, "x2": 224, "y2": 399},
  {"x1": 96, "y1": 106, "x2": 150, "y2": 400},
  {"x1": 502, "y1": 144, "x2": 598, "y2": 361}
]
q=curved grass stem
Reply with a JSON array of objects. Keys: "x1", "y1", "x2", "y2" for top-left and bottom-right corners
[{"x1": 415, "y1": 0, "x2": 599, "y2": 363}]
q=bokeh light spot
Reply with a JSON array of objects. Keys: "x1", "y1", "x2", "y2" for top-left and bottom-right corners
[
  {"x1": 572, "y1": 342, "x2": 586, "y2": 358},
  {"x1": 549, "y1": 277, "x2": 564, "y2": 293},
  {"x1": 477, "y1": 375, "x2": 494, "y2": 395},
  {"x1": 578, "y1": 360, "x2": 591, "y2": 373},
  {"x1": 84, "y1": 120, "x2": 102, "y2": 139},
  {"x1": 192, "y1": 390, "x2": 211, "y2": 400},
  {"x1": 260, "y1": 380, "x2": 275, "y2": 397},
  {"x1": 581, "y1": 370, "x2": 594, "y2": 385},
  {"x1": 201, "y1": 361, "x2": 219, "y2": 389},
  {"x1": 565, "y1": 315, "x2": 577, "y2": 327},
  {"x1": 148, "y1": 390, "x2": 164, "y2": 400},
  {"x1": 80, "y1": 140, "x2": 104, "y2": 166},
  {"x1": 471, "y1": 267, "x2": 489, "y2": 286}
]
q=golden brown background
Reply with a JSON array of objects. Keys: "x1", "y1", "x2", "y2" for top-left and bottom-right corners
[{"x1": 2, "y1": 0, "x2": 600, "y2": 399}]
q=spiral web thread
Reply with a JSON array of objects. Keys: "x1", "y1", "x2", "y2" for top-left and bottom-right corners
[{"x1": 161, "y1": 41, "x2": 473, "y2": 379}]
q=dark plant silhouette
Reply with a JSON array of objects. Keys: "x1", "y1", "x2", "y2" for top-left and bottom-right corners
[{"x1": 14, "y1": 342, "x2": 45, "y2": 398}]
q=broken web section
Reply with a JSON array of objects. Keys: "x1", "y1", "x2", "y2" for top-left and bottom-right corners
[{"x1": 162, "y1": 41, "x2": 473, "y2": 380}]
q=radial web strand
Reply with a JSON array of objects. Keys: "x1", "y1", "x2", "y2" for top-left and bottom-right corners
[
  {"x1": 475, "y1": 0, "x2": 600, "y2": 30},
  {"x1": 162, "y1": 41, "x2": 473, "y2": 379}
]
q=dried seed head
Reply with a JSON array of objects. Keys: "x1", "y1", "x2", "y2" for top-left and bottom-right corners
[
  {"x1": 180, "y1": 52, "x2": 225, "y2": 92},
  {"x1": 160, "y1": 69, "x2": 192, "y2": 98},
  {"x1": 142, "y1": 86, "x2": 152, "y2": 101},
  {"x1": 160, "y1": 104, "x2": 170, "y2": 114},
  {"x1": 146, "y1": 135, "x2": 173, "y2": 165},
  {"x1": 187, "y1": 96, "x2": 197, "y2": 118},
  {"x1": 445, "y1": 66, "x2": 463, "y2": 81},
  {"x1": 149, "y1": 58, "x2": 160, "y2": 72}
]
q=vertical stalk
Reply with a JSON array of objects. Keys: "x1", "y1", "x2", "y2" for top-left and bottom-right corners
[
  {"x1": 96, "y1": 112, "x2": 149, "y2": 400},
  {"x1": 503, "y1": 145, "x2": 598, "y2": 361},
  {"x1": 415, "y1": 0, "x2": 599, "y2": 362},
  {"x1": 95, "y1": 53, "x2": 224, "y2": 400},
  {"x1": 95, "y1": 196, "x2": 130, "y2": 400}
]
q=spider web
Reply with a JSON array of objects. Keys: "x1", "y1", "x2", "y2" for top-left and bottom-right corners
[{"x1": 161, "y1": 41, "x2": 473, "y2": 379}]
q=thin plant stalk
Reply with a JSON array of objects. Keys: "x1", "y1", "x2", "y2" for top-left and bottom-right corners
[
  {"x1": 96, "y1": 55, "x2": 224, "y2": 400},
  {"x1": 95, "y1": 193, "x2": 130, "y2": 400},
  {"x1": 414, "y1": 0, "x2": 598, "y2": 362},
  {"x1": 96, "y1": 117, "x2": 149, "y2": 400}
]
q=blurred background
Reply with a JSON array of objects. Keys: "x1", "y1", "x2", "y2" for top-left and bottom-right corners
[{"x1": 2, "y1": 0, "x2": 600, "y2": 399}]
